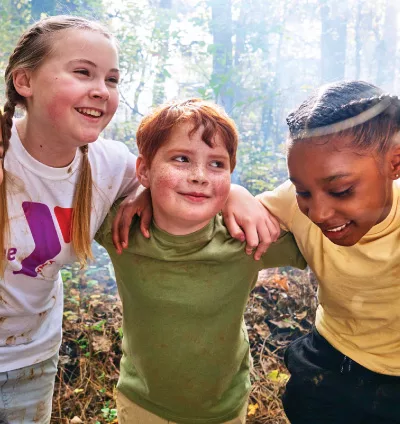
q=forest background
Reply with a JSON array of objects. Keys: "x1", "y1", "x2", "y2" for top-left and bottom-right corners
[{"x1": 0, "y1": 0, "x2": 398, "y2": 422}]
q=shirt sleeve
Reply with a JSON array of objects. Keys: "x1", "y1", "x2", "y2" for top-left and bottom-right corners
[
  {"x1": 256, "y1": 180, "x2": 298, "y2": 232},
  {"x1": 260, "y1": 231, "x2": 307, "y2": 270},
  {"x1": 95, "y1": 205, "x2": 116, "y2": 246},
  {"x1": 116, "y1": 152, "x2": 142, "y2": 199}
]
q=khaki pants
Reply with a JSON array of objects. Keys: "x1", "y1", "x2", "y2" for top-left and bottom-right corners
[{"x1": 116, "y1": 390, "x2": 248, "y2": 424}]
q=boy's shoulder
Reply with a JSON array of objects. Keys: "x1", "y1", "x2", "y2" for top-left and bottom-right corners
[{"x1": 101, "y1": 213, "x2": 247, "y2": 263}]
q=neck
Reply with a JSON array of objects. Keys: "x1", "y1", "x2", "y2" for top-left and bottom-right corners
[
  {"x1": 16, "y1": 117, "x2": 77, "y2": 168},
  {"x1": 153, "y1": 212, "x2": 212, "y2": 236},
  {"x1": 376, "y1": 181, "x2": 395, "y2": 225}
]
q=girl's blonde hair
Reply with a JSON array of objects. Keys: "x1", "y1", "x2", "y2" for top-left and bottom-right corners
[
  {"x1": 3, "y1": 15, "x2": 114, "y2": 266},
  {"x1": 0, "y1": 111, "x2": 10, "y2": 276}
]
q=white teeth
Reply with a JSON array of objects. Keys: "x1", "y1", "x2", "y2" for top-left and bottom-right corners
[
  {"x1": 326, "y1": 221, "x2": 351, "y2": 232},
  {"x1": 77, "y1": 108, "x2": 102, "y2": 117}
]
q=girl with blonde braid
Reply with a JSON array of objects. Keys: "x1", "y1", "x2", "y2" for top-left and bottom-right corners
[
  {"x1": 0, "y1": 111, "x2": 9, "y2": 276},
  {"x1": 1, "y1": 15, "x2": 279, "y2": 423}
]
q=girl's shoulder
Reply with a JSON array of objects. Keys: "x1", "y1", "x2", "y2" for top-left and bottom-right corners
[
  {"x1": 88, "y1": 137, "x2": 130, "y2": 159},
  {"x1": 88, "y1": 137, "x2": 136, "y2": 174},
  {"x1": 257, "y1": 180, "x2": 298, "y2": 231},
  {"x1": 395, "y1": 179, "x2": 400, "y2": 195}
]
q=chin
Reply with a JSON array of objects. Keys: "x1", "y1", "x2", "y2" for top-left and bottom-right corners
[
  {"x1": 77, "y1": 130, "x2": 104, "y2": 145},
  {"x1": 329, "y1": 238, "x2": 358, "y2": 247}
]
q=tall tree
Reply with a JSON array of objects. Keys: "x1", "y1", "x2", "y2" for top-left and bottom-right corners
[
  {"x1": 376, "y1": 0, "x2": 397, "y2": 90},
  {"x1": 354, "y1": 0, "x2": 363, "y2": 80},
  {"x1": 209, "y1": 0, "x2": 234, "y2": 112},
  {"x1": 151, "y1": 0, "x2": 173, "y2": 106},
  {"x1": 319, "y1": 0, "x2": 348, "y2": 83}
]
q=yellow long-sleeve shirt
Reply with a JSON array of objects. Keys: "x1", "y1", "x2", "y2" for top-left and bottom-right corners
[{"x1": 258, "y1": 180, "x2": 400, "y2": 376}]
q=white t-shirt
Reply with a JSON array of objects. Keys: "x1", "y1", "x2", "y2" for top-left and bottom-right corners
[{"x1": 0, "y1": 127, "x2": 139, "y2": 372}]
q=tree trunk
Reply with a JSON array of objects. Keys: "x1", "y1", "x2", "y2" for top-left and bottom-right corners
[
  {"x1": 152, "y1": 0, "x2": 172, "y2": 106},
  {"x1": 232, "y1": 1, "x2": 246, "y2": 108},
  {"x1": 376, "y1": 0, "x2": 397, "y2": 90},
  {"x1": 210, "y1": 0, "x2": 234, "y2": 113},
  {"x1": 319, "y1": 0, "x2": 347, "y2": 83},
  {"x1": 354, "y1": 0, "x2": 363, "y2": 80}
]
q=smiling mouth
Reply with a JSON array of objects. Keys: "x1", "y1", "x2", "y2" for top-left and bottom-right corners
[
  {"x1": 76, "y1": 108, "x2": 103, "y2": 117},
  {"x1": 324, "y1": 221, "x2": 351, "y2": 232},
  {"x1": 180, "y1": 192, "x2": 210, "y2": 199}
]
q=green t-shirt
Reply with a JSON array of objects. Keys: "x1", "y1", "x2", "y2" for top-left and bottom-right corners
[{"x1": 96, "y1": 212, "x2": 306, "y2": 424}]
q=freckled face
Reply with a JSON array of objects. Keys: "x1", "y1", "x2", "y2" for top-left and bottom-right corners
[
  {"x1": 27, "y1": 28, "x2": 120, "y2": 148},
  {"x1": 137, "y1": 123, "x2": 232, "y2": 235},
  {"x1": 287, "y1": 136, "x2": 394, "y2": 246}
]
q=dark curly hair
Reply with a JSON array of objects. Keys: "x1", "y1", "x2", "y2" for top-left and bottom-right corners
[{"x1": 287, "y1": 81, "x2": 400, "y2": 154}]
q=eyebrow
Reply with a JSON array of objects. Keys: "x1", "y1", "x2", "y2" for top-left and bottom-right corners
[
  {"x1": 290, "y1": 173, "x2": 352, "y2": 184},
  {"x1": 322, "y1": 173, "x2": 352, "y2": 182},
  {"x1": 69, "y1": 59, "x2": 120, "y2": 73},
  {"x1": 167, "y1": 148, "x2": 229, "y2": 158}
]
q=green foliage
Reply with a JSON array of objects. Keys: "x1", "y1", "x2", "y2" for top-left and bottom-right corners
[
  {"x1": 1, "y1": 0, "x2": 396, "y2": 193},
  {"x1": 101, "y1": 401, "x2": 118, "y2": 422},
  {"x1": 91, "y1": 319, "x2": 107, "y2": 332}
]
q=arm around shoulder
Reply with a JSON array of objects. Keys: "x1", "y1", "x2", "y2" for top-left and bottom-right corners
[
  {"x1": 256, "y1": 180, "x2": 297, "y2": 232},
  {"x1": 260, "y1": 231, "x2": 307, "y2": 270}
]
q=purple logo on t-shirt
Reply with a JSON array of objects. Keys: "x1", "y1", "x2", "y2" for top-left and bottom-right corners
[{"x1": 12, "y1": 202, "x2": 72, "y2": 277}]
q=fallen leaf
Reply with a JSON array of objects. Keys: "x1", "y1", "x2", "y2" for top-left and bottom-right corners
[
  {"x1": 70, "y1": 417, "x2": 83, "y2": 424},
  {"x1": 248, "y1": 403, "x2": 259, "y2": 416},
  {"x1": 254, "y1": 323, "x2": 270, "y2": 338},
  {"x1": 269, "y1": 319, "x2": 294, "y2": 329},
  {"x1": 92, "y1": 334, "x2": 112, "y2": 352},
  {"x1": 267, "y1": 369, "x2": 289, "y2": 383},
  {"x1": 270, "y1": 273, "x2": 289, "y2": 291},
  {"x1": 295, "y1": 311, "x2": 307, "y2": 320}
]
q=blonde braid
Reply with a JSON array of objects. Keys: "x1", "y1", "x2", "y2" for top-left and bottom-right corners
[{"x1": 71, "y1": 145, "x2": 93, "y2": 265}]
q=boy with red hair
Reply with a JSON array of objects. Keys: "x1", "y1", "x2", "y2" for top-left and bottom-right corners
[{"x1": 97, "y1": 99, "x2": 306, "y2": 424}]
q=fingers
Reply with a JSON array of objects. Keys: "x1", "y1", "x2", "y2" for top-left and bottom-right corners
[
  {"x1": 252, "y1": 225, "x2": 274, "y2": 260},
  {"x1": 118, "y1": 208, "x2": 133, "y2": 250},
  {"x1": 112, "y1": 208, "x2": 124, "y2": 254},
  {"x1": 222, "y1": 211, "x2": 245, "y2": 242},
  {"x1": 252, "y1": 211, "x2": 281, "y2": 260},
  {"x1": 238, "y1": 216, "x2": 259, "y2": 255},
  {"x1": 265, "y1": 213, "x2": 281, "y2": 241},
  {"x1": 139, "y1": 205, "x2": 152, "y2": 239},
  {"x1": 111, "y1": 200, "x2": 136, "y2": 254}
]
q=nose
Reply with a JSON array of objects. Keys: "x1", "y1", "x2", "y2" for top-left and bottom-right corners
[
  {"x1": 189, "y1": 164, "x2": 209, "y2": 185},
  {"x1": 89, "y1": 80, "x2": 110, "y2": 101},
  {"x1": 305, "y1": 198, "x2": 335, "y2": 224}
]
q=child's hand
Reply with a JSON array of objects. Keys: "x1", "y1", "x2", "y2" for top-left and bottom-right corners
[
  {"x1": 112, "y1": 188, "x2": 152, "y2": 254},
  {"x1": 222, "y1": 185, "x2": 280, "y2": 260}
]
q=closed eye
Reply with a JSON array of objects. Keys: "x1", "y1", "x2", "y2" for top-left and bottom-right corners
[
  {"x1": 330, "y1": 187, "x2": 353, "y2": 198},
  {"x1": 296, "y1": 191, "x2": 310, "y2": 198},
  {"x1": 107, "y1": 76, "x2": 119, "y2": 85},
  {"x1": 74, "y1": 69, "x2": 90, "y2": 76}
]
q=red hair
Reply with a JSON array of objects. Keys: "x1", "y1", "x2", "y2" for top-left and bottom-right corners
[{"x1": 136, "y1": 99, "x2": 238, "y2": 171}]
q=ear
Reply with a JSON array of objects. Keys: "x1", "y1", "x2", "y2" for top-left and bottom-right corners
[
  {"x1": 389, "y1": 143, "x2": 400, "y2": 180},
  {"x1": 13, "y1": 69, "x2": 33, "y2": 98},
  {"x1": 136, "y1": 155, "x2": 151, "y2": 188}
]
